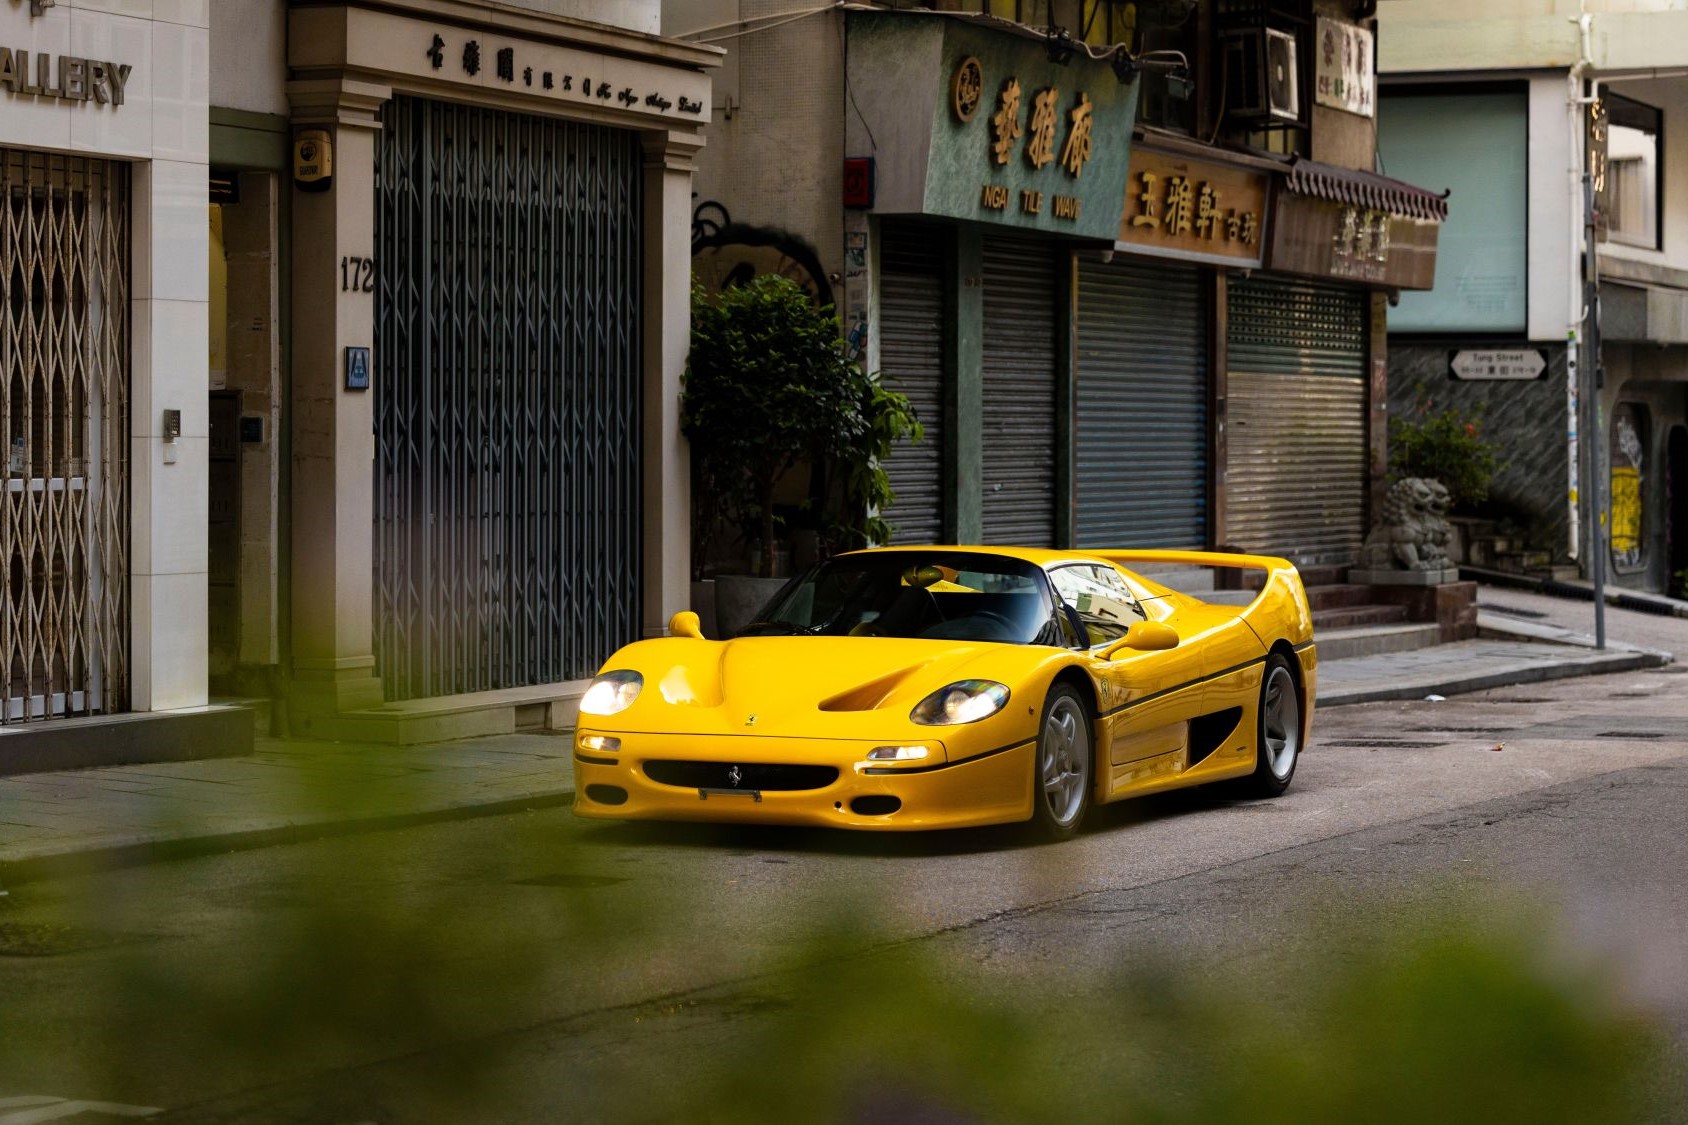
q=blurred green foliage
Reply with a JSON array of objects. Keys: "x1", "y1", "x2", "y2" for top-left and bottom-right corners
[{"x1": 2, "y1": 768, "x2": 1678, "y2": 1122}]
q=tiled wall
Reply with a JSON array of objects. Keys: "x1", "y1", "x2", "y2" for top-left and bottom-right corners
[{"x1": 2, "y1": 0, "x2": 211, "y2": 711}]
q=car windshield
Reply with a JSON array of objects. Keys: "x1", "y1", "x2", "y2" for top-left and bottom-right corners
[{"x1": 739, "y1": 552, "x2": 1064, "y2": 645}]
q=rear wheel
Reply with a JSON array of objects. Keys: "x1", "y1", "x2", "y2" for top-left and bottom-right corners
[
  {"x1": 1031, "y1": 684, "x2": 1092, "y2": 840},
  {"x1": 1244, "y1": 653, "x2": 1301, "y2": 797}
]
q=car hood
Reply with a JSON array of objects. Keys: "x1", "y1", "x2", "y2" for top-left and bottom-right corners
[{"x1": 592, "y1": 635, "x2": 1032, "y2": 739}]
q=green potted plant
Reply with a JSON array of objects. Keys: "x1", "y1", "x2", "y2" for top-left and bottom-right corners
[
  {"x1": 682, "y1": 275, "x2": 919, "y2": 634},
  {"x1": 1388, "y1": 399, "x2": 1502, "y2": 511}
]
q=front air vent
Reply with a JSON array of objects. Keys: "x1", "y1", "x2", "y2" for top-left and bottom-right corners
[{"x1": 643, "y1": 761, "x2": 839, "y2": 791}]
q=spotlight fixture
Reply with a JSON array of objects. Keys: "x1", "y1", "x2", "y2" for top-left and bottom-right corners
[
  {"x1": 1045, "y1": 27, "x2": 1076, "y2": 67},
  {"x1": 1110, "y1": 50, "x2": 1139, "y2": 86}
]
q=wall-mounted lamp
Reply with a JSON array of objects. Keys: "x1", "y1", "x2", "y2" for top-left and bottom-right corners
[{"x1": 1045, "y1": 28, "x2": 1076, "y2": 67}]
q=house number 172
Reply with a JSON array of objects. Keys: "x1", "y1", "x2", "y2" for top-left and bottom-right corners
[{"x1": 340, "y1": 255, "x2": 376, "y2": 293}]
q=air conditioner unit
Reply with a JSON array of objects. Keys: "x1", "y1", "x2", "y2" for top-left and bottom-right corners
[{"x1": 1221, "y1": 27, "x2": 1300, "y2": 122}]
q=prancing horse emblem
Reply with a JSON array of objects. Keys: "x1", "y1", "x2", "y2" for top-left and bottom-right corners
[
  {"x1": 727, "y1": 765, "x2": 743, "y2": 788},
  {"x1": 745, "y1": 713, "x2": 758, "y2": 726}
]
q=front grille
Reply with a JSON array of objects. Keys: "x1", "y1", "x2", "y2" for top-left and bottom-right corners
[{"x1": 642, "y1": 761, "x2": 839, "y2": 791}]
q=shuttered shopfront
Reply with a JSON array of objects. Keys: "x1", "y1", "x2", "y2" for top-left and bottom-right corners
[
  {"x1": 877, "y1": 220, "x2": 946, "y2": 545},
  {"x1": 1226, "y1": 276, "x2": 1369, "y2": 565},
  {"x1": 373, "y1": 98, "x2": 644, "y2": 699},
  {"x1": 1074, "y1": 258, "x2": 1209, "y2": 550},
  {"x1": 981, "y1": 234, "x2": 1059, "y2": 547}
]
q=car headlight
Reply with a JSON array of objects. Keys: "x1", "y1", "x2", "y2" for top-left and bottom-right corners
[
  {"x1": 579, "y1": 670, "x2": 643, "y2": 716},
  {"x1": 910, "y1": 680, "x2": 1010, "y2": 726}
]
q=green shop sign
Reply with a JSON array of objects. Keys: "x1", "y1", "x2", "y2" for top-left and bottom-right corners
[{"x1": 846, "y1": 12, "x2": 1139, "y2": 240}]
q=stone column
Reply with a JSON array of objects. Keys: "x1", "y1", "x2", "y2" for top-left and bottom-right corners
[
  {"x1": 285, "y1": 78, "x2": 391, "y2": 721},
  {"x1": 641, "y1": 129, "x2": 705, "y2": 638}
]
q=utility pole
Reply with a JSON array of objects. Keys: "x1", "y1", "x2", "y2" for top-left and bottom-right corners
[{"x1": 1583, "y1": 87, "x2": 1607, "y2": 649}]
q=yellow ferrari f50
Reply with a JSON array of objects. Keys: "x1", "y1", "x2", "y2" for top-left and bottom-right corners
[{"x1": 573, "y1": 547, "x2": 1315, "y2": 840}]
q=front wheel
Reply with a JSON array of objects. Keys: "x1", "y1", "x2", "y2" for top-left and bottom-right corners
[
  {"x1": 1030, "y1": 684, "x2": 1092, "y2": 841},
  {"x1": 1244, "y1": 653, "x2": 1301, "y2": 797}
]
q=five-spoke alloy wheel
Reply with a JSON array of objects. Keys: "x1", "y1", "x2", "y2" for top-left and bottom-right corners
[
  {"x1": 1032, "y1": 684, "x2": 1092, "y2": 840},
  {"x1": 1245, "y1": 653, "x2": 1301, "y2": 797}
]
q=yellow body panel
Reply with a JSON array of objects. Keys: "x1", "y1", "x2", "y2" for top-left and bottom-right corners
[{"x1": 573, "y1": 545, "x2": 1315, "y2": 831}]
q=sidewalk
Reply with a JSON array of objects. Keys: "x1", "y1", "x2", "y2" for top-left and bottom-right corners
[{"x1": 1, "y1": 600, "x2": 1678, "y2": 885}]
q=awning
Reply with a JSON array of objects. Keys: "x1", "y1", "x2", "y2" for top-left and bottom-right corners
[{"x1": 1284, "y1": 158, "x2": 1449, "y2": 222}]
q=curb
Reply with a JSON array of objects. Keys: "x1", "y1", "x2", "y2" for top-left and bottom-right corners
[
  {"x1": 1462, "y1": 565, "x2": 1688, "y2": 619},
  {"x1": 1318, "y1": 648, "x2": 1665, "y2": 707},
  {"x1": 0, "y1": 789, "x2": 577, "y2": 889}
]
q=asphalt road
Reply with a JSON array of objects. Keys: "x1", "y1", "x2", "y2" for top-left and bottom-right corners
[{"x1": 1, "y1": 594, "x2": 1685, "y2": 1122}]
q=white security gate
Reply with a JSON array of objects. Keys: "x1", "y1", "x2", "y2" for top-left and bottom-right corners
[{"x1": 0, "y1": 149, "x2": 131, "y2": 722}]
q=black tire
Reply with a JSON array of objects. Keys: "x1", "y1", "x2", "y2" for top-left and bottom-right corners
[
  {"x1": 1030, "y1": 683, "x2": 1093, "y2": 841},
  {"x1": 1244, "y1": 653, "x2": 1301, "y2": 797}
]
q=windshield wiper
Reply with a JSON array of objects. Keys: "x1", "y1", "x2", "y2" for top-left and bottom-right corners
[{"x1": 735, "y1": 621, "x2": 814, "y2": 636}]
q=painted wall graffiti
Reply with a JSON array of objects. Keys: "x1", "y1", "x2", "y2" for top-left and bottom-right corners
[
  {"x1": 1610, "y1": 403, "x2": 1648, "y2": 571},
  {"x1": 691, "y1": 198, "x2": 835, "y2": 311}
]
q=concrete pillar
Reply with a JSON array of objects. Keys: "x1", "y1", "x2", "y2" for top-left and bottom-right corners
[
  {"x1": 945, "y1": 227, "x2": 984, "y2": 544},
  {"x1": 641, "y1": 130, "x2": 705, "y2": 638},
  {"x1": 285, "y1": 78, "x2": 391, "y2": 718}
]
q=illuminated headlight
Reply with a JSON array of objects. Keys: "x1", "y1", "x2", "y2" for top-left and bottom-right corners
[
  {"x1": 579, "y1": 671, "x2": 643, "y2": 716},
  {"x1": 866, "y1": 744, "x2": 930, "y2": 762},
  {"x1": 910, "y1": 680, "x2": 1010, "y2": 726},
  {"x1": 578, "y1": 734, "x2": 621, "y2": 753}
]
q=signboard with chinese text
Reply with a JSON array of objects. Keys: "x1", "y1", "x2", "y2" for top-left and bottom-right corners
[
  {"x1": 1266, "y1": 193, "x2": 1438, "y2": 290},
  {"x1": 845, "y1": 12, "x2": 1138, "y2": 240},
  {"x1": 1115, "y1": 149, "x2": 1268, "y2": 267},
  {"x1": 1314, "y1": 18, "x2": 1374, "y2": 119},
  {"x1": 288, "y1": 5, "x2": 711, "y2": 126},
  {"x1": 1449, "y1": 349, "x2": 1547, "y2": 381}
]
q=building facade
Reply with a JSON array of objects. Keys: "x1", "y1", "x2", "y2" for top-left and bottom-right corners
[
  {"x1": 1379, "y1": 1, "x2": 1688, "y2": 596},
  {"x1": 1, "y1": 0, "x2": 211, "y2": 740},
  {"x1": 3, "y1": 0, "x2": 720, "y2": 751},
  {"x1": 672, "y1": 0, "x2": 1443, "y2": 571}
]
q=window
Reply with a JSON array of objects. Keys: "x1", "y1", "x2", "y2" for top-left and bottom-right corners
[
  {"x1": 1603, "y1": 93, "x2": 1662, "y2": 250},
  {"x1": 1378, "y1": 88, "x2": 1528, "y2": 333},
  {"x1": 1049, "y1": 564, "x2": 1146, "y2": 647}
]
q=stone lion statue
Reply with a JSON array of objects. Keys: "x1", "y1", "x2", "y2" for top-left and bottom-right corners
[{"x1": 1358, "y1": 477, "x2": 1453, "y2": 571}]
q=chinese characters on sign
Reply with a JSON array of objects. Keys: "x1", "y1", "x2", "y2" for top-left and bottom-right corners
[
  {"x1": 1117, "y1": 151, "x2": 1266, "y2": 264},
  {"x1": 970, "y1": 58, "x2": 1096, "y2": 222},
  {"x1": 1331, "y1": 205, "x2": 1391, "y2": 280},
  {"x1": 1314, "y1": 18, "x2": 1374, "y2": 118},
  {"x1": 421, "y1": 32, "x2": 701, "y2": 115}
]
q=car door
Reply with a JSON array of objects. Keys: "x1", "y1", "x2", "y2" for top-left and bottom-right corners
[{"x1": 1049, "y1": 565, "x2": 1208, "y2": 790}]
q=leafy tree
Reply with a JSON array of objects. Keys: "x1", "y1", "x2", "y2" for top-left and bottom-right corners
[{"x1": 683, "y1": 275, "x2": 919, "y2": 575}]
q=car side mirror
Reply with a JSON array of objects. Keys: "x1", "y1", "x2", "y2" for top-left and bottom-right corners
[
  {"x1": 668, "y1": 610, "x2": 705, "y2": 639},
  {"x1": 1098, "y1": 621, "x2": 1179, "y2": 660}
]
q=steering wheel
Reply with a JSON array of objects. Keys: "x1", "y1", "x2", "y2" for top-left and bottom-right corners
[{"x1": 967, "y1": 611, "x2": 1015, "y2": 639}]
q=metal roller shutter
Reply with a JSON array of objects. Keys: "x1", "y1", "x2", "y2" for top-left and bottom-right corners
[
  {"x1": 1226, "y1": 277, "x2": 1369, "y2": 566},
  {"x1": 981, "y1": 234, "x2": 1058, "y2": 546},
  {"x1": 877, "y1": 221, "x2": 946, "y2": 545},
  {"x1": 1075, "y1": 258, "x2": 1208, "y2": 549}
]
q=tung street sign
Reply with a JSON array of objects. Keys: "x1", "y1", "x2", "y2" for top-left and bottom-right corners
[{"x1": 1449, "y1": 348, "x2": 1547, "y2": 381}]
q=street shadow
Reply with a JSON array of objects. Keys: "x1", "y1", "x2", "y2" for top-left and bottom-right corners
[{"x1": 571, "y1": 783, "x2": 1259, "y2": 859}]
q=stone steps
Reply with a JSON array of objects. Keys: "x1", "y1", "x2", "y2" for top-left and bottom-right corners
[
  {"x1": 302, "y1": 681, "x2": 589, "y2": 745},
  {"x1": 1313, "y1": 604, "x2": 1411, "y2": 631},
  {"x1": 1305, "y1": 583, "x2": 1382, "y2": 611},
  {"x1": 1316, "y1": 622, "x2": 1443, "y2": 661}
]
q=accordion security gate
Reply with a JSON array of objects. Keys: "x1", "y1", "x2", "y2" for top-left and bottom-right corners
[
  {"x1": 0, "y1": 150, "x2": 130, "y2": 723},
  {"x1": 374, "y1": 98, "x2": 643, "y2": 701}
]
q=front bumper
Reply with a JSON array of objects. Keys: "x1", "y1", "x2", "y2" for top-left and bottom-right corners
[{"x1": 572, "y1": 729, "x2": 1035, "y2": 831}]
